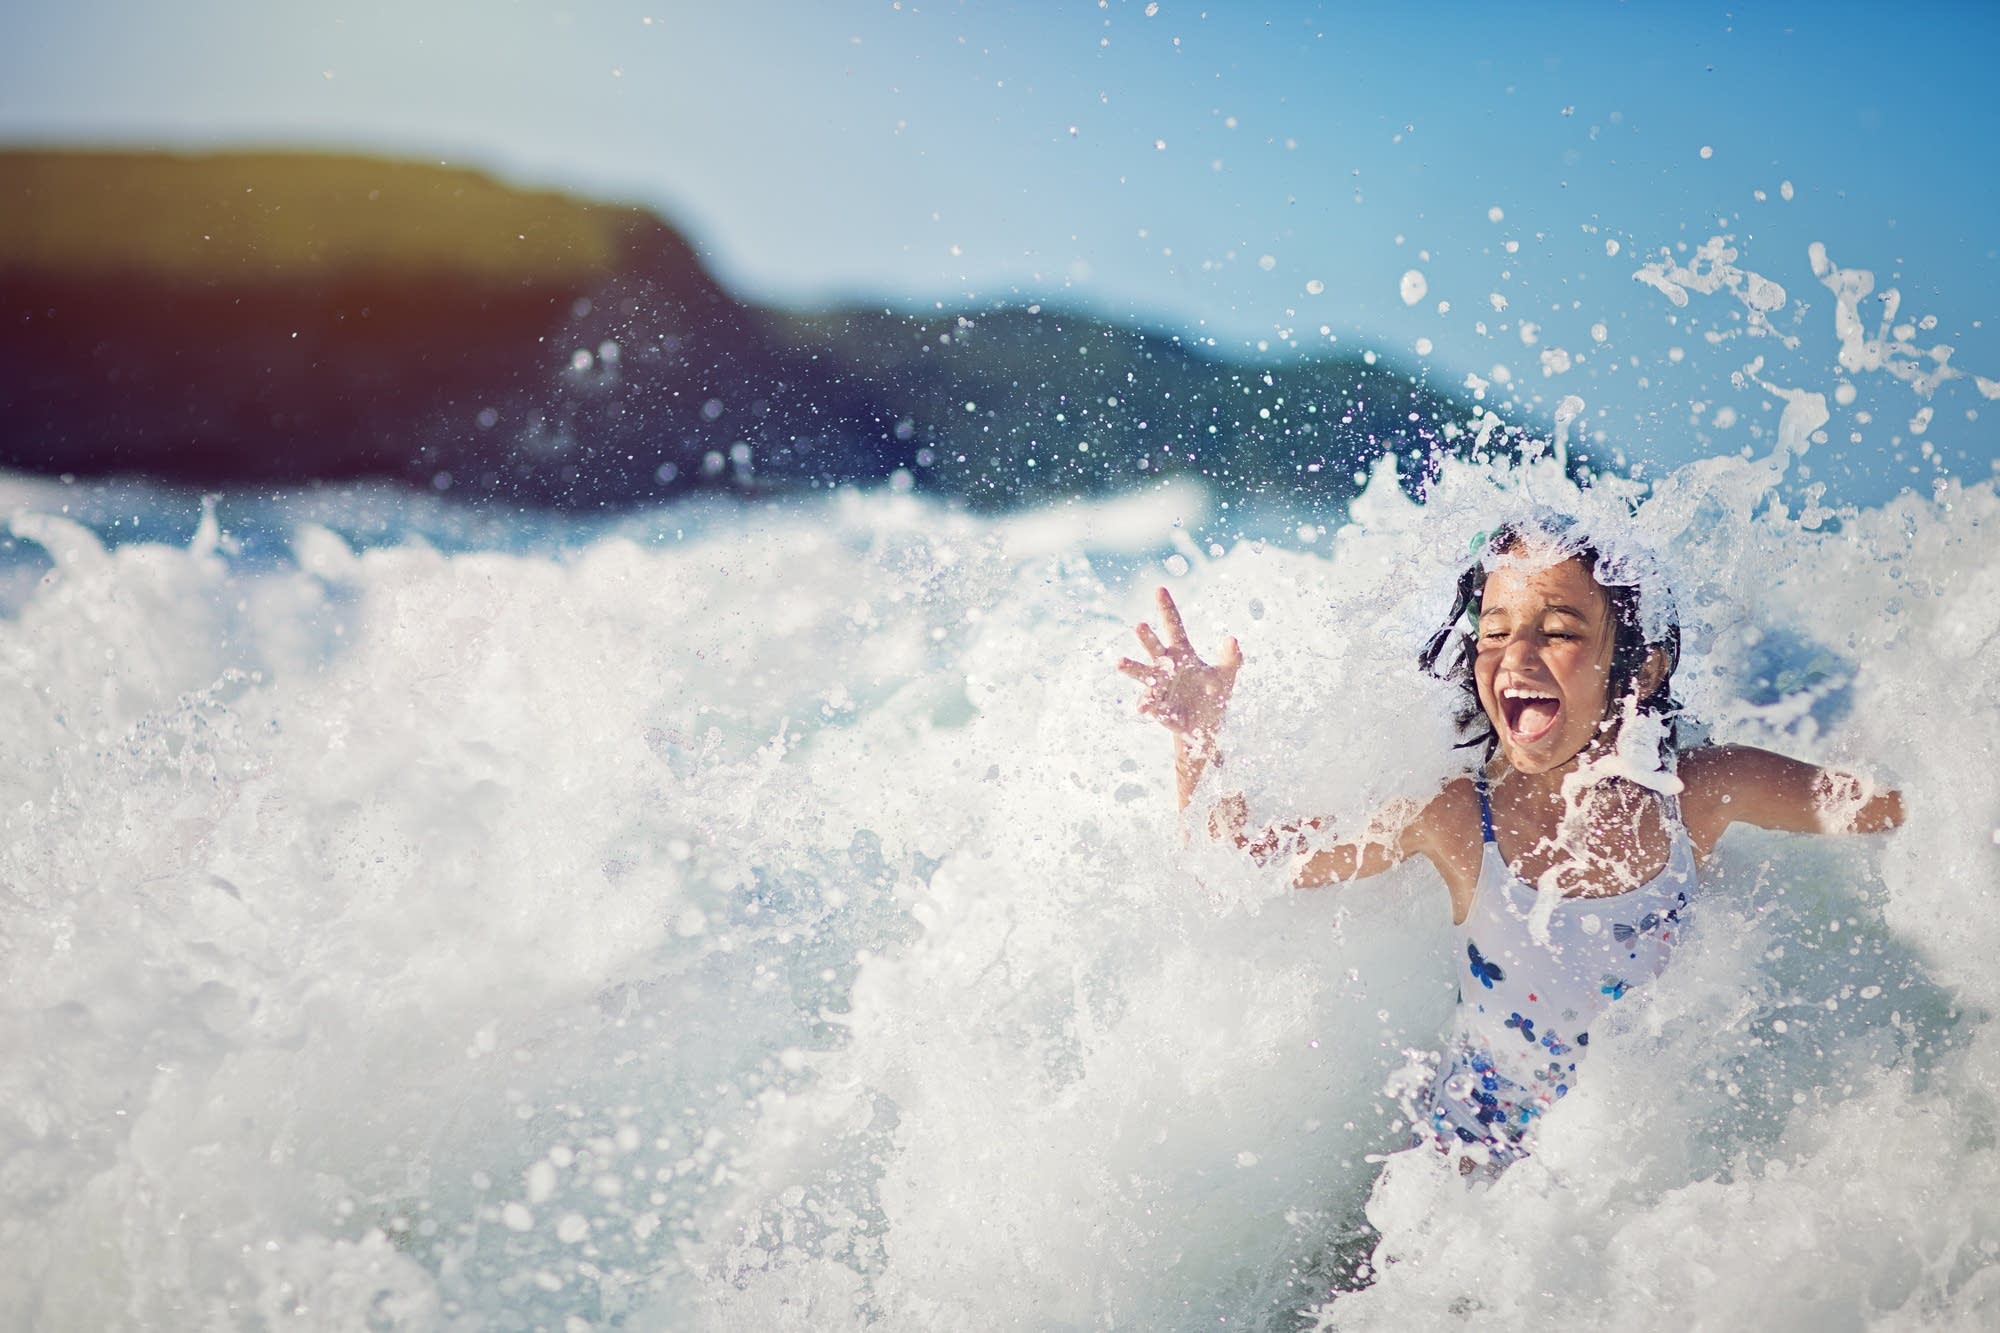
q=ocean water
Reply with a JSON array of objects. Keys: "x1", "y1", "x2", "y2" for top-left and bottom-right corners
[{"x1": 3, "y1": 425, "x2": 1996, "y2": 1331}]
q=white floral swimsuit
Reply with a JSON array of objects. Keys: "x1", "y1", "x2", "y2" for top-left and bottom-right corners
[{"x1": 1421, "y1": 774, "x2": 1697, "y2": 1170}]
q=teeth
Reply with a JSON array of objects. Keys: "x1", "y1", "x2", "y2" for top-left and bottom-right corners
[{"x1": 1501, "y1": 687, "x2": 1556, "y2": 700}]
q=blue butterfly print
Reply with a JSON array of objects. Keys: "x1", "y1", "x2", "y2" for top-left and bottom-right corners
[
  {"x1": 1504, "y1": 1011, "x2": 1537, "y2": 1043},
  {"x1": 1471, "y1": 1086, "x2": 1514, "y2": 1128},
  {"x1": 1539, "y1": 1030, "x2": 1572, "y2": 1058},
  {"x1": 1600, "y1": 974, "x2": 1630, "y2": 1001},
  {"x1": 1612, "y1": 912, "x2": 1663, "y2": 943},
  {"x1": 1467, "y1": 940, "x2": 1505, "y2": 988}
]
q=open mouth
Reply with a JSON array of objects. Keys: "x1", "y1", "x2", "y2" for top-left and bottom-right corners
[{"x1": 1500, "y1": 685, "x2": 1561, "y2": 742}]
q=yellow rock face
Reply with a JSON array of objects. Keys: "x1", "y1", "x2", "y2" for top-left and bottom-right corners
[{"x1": 0, "y1": 149, "x2": 643, "y2": 283}]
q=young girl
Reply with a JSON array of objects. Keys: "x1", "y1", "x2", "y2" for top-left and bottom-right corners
[{"x1": 1117, "y1": 517, "x2": 1904, "y2": 1176}]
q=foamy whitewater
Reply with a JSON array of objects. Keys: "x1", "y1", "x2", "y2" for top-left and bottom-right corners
[{"x1": 4, "y1": 423, "x2": 1997, "y2": 1330}]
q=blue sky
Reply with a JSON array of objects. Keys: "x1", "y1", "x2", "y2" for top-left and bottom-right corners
[{"x1": 5, "y1": 0, "x2": 1996, "y2": 504}]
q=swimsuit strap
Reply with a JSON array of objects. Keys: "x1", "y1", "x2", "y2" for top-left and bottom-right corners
[{"x1": 1473, "y1": 773, "x2": 1497, "y2": 845}]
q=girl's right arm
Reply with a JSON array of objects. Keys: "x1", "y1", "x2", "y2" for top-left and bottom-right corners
[
  {"x1": 1118, "y1": 589, "x2": 1470, "y2": 893},
  {"x1": 1275, "y1": 784, "x2": 1475, "y2": 894},
  {"x1": 1197, "y1": 789, "x2": 1420, "y2": 885},
  {"x1": 1287, "y1": 801, "x2": 1429, "y2": 887}
]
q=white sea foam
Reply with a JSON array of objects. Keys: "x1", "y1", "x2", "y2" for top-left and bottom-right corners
[{"x1": 2, "y1": 445, "x2": 1996, "y2": 1329}]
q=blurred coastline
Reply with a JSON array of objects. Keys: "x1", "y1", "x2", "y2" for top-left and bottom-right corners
[{"x1": 0, "y1": 147, "x2": 1492, "y2": 515}]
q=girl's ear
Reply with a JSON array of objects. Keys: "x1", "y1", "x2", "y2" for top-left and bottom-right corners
[{"x1": 1634, "y1": 647, "x2": 1672, "y2": 701}]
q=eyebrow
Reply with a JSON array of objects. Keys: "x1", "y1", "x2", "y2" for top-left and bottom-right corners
[{"x1": 1477, "y1": 602, "x2": 1595, "y2": 622}]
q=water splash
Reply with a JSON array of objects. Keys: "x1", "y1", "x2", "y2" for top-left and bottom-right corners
[
  {"x1": 1809, "y1": 242, "x2": 2000, "y2": 399},
  {"x1": 3, "y1": 442, "x2": 1993, "y2": 1327}
]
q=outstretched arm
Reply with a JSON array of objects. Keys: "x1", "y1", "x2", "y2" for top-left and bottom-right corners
[
  {"x1": 1197, "y1": 792, "x2": 1433, "y2": 889},
  {"x1": 1679, "y1": 744, "x2": 1904, "y2": 857},
  {"x1": 1117, "y1": 587, "x2": 1464, "y2": 893},
  {"x1": 1285, "y1": 799, "x2": 1431, "y2": 888}
]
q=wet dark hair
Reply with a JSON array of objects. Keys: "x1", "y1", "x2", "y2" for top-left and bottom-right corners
[{"x1": 1417, "y1": 521, "x2": 1681, "y2": 758}]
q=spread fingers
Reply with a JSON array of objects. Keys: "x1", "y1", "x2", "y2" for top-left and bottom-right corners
[{"x1": 1154, "y1": 586, "x2": 1190, "y2": 647}]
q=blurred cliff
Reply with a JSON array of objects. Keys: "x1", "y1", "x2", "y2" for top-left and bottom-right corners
[{"x1": 0, "y1": 149, "x2": 1479, "y2": 511}]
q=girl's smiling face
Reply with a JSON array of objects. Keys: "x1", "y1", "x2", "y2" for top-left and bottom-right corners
[{"x1": 1473, "y1": 550, "x2": 1621, "y2": 774}]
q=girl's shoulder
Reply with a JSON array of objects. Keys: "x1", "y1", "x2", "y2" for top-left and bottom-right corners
[
  {"x1": 1412, "y1": 773, "x2": 1483, "y2": 837},
  {"x1": 1406, "y1": 773, "x2": 1487, "y2": 891}
]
